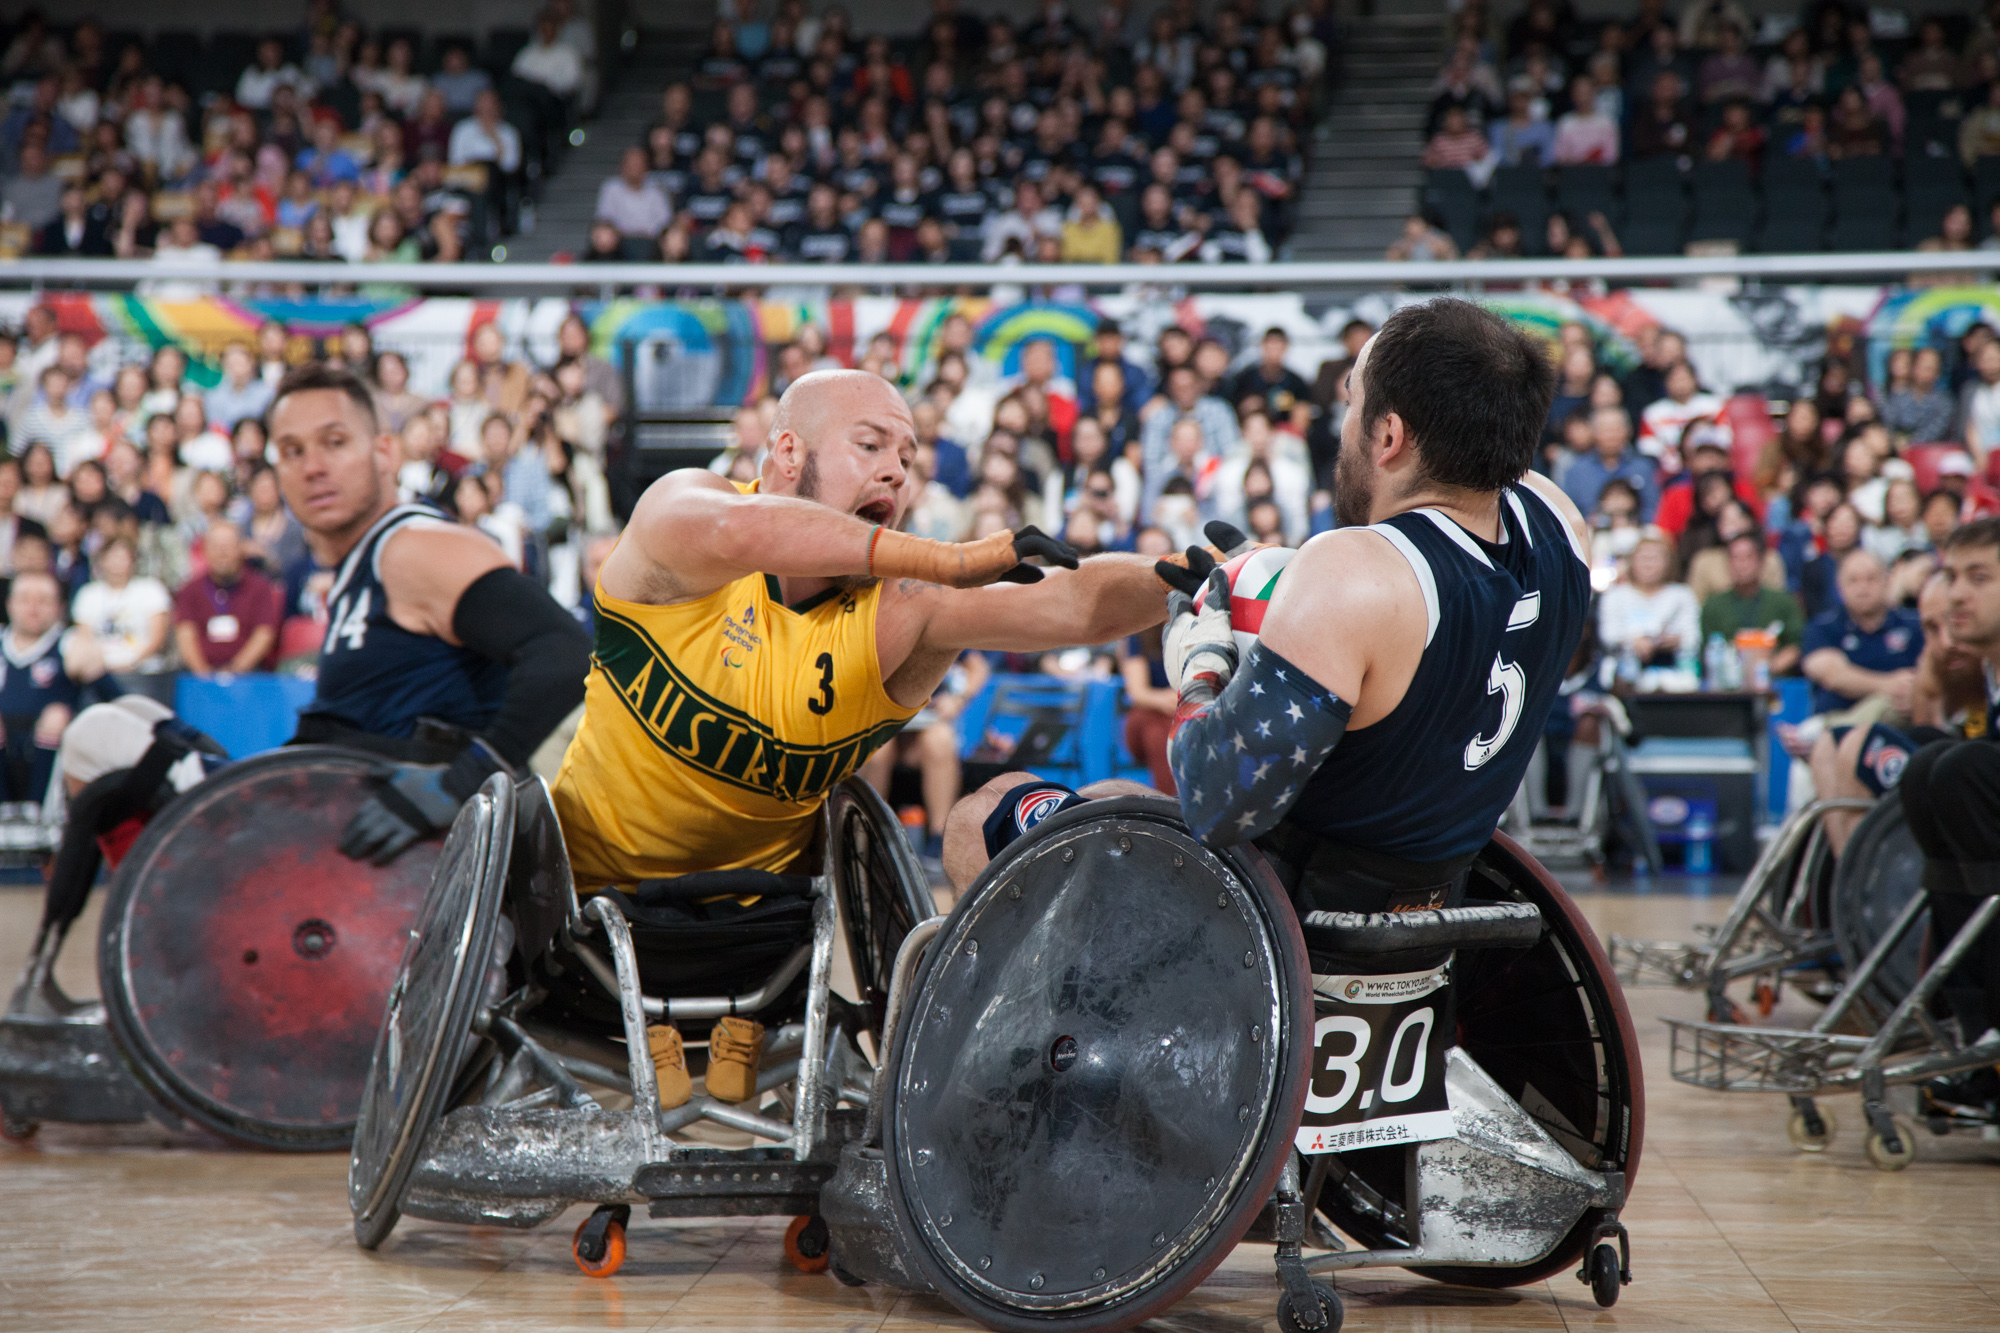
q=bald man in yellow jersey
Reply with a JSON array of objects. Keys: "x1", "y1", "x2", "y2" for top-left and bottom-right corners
[{"x1": 553, "y1": 363, "x2": 1164, "y2": 955}]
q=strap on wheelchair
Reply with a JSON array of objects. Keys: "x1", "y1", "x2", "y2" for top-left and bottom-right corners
[
  {"x1": 631, "y1": 869, "x2": 816, "y2": 907},
  {"x1": 288, "y1": 713, "x2": 469, "y2": 764},
  {"x1": 1301, "y1": 901, "x2": 1544, "y2": 956}
]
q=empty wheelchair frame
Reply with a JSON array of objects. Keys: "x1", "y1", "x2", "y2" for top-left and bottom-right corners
[
  {"x1": 1666, "y1": 798, "x2": 1996, "y2": 1170},
  {"x1": 352, "y1": 780, "x2": 1642, "y2": 1331},
  {"x1": 1610, "y1": 797, "x2": 1877, "y2": 1021}
]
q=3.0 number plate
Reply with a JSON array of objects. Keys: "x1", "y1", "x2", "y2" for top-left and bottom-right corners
[{"x1": 1295, "y1": 964, "x2": 1454, "y2": 1155}]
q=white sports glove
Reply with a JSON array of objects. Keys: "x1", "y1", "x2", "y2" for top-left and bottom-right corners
[{"x1": 1164, "y1": 566, "x2": 1238, "y2": 692}]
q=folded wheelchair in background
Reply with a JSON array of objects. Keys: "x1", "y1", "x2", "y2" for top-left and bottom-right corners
[{"x1": 1667, "y1": 798, "x2": 1999, "y2": 1170}]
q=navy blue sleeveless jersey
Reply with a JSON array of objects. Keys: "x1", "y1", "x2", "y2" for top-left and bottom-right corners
[
  {"x1": 298, "y1": 504, "x2": 507, "y2": 742},
  {"x1": 0, "y1": 627, "x2": 79, "y2": 718},
  {"x1": 1284, "y1": 485, "x2": 1591, "y2": 862}
]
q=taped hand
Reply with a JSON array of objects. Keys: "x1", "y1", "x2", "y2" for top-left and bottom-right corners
[{"x1": 1164, "y1": 566, "x2": 1238, "y2": 691}]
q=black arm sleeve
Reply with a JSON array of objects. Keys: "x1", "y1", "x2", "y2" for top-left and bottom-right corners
[{"x1": 450, "y1": 567, "x2": 594, "y2": 770}]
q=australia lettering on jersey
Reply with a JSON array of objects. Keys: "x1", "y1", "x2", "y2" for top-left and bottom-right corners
[{"x1": 596, "y1": 608, "x2": 903, "y2": 803}]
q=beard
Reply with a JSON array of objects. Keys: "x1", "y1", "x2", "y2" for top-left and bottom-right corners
[
  {"x1": 1332, "y1": 437, "x2": 1374, "y2": 529},
  {"x1": 797, "y1": 447, "x2": 879, "y2": 593}
]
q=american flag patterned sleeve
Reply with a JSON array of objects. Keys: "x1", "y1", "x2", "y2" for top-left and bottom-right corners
[{"x1": 1166, "y1": 641, "x2": 1352, "y2": 848}]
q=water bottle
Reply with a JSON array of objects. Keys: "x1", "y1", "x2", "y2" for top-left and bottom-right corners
[
  {"x1": 1702, "y1": 633, "x2": 1727, "y2": 689},
  {"x1": 1685, "y1": 810, "x2": 1714, "y2": 875}
]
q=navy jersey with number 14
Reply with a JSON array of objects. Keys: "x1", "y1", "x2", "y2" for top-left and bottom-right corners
[{"x1": 297, "y1": 504, "x2": 507, "y2": 743}]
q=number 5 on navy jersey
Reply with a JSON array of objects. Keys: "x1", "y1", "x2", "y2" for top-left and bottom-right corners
[{"x1": 1464, "y1": 590, "x2": 1540, "y2": 771}]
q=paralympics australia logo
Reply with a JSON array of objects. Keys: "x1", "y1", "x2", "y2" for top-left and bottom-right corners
[
  {"x1": 1014, "y1": 786, "x2": 1072, "y2": 834},
  {"x1": 719, "y1": 604, "x2": 761, "y2": 669}
]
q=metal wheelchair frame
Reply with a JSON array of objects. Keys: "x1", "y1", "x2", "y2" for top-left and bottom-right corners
[
  {"x1": 350, "y1": 773, "x2": 942, "y2": 1266},
  {"x1": 1611, "y1": 798, "x2": 1870, "y2": 1019}
]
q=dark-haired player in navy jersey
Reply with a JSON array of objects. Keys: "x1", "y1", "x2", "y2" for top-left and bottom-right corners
[
  {"x1": 267, "y1": 363, "x2": 593, "y2": 863},
  {"x1": 943, "y1": 299, "x2": 1591, "y2": 918},
  {"x1": 57, "y1": 363, "x2": 592, "y2": 871}
]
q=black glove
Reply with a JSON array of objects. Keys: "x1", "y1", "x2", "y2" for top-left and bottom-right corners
[
  {"x1": 1154, "y1": 543, "x2": 1219, "y2": 597},
  {"x1": 996, "y1": 525, "x2": 1083, "y2": 584},
  {"x1": 1204, "y1": 521, "x2": 1253, "y2": 558},
  {"x1": 338, "y1": 742, "x2": 506, "y2": 866}
]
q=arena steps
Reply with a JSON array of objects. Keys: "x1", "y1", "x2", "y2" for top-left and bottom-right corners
[
  {"x1": 1292, "y1": 11, "x2": 1445, "y2": 262},
  {"x1": 508, "y1": 27, "x2": 708, "y2": 262}
]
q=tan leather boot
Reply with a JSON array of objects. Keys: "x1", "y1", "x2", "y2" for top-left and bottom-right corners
[
  {"x1": 705, "y1": 1016, "x2": 765, "y2": 1103},
  {"x1": 647, "y1": 1024, "x2": 692, "y2": 1109}
]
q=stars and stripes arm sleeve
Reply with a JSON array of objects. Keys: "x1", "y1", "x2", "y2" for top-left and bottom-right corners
[{"x1": 1166, "y1": 641, "x2": 1352, "y2": 847}]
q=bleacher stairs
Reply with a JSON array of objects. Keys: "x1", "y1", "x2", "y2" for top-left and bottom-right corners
[
  {"x1": 510, "y1": 27, "x2": 708, "y2": 262},
  {"x1": 1292, "y1": 9, "x2": 1447, "y2": 261}
]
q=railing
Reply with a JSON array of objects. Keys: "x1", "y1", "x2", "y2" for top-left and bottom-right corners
[{"x1": 1, "y1": 250, "x2": 1993, "y2": 291}]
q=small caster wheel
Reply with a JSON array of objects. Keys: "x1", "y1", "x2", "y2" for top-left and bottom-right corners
[
  {"x1": 1753, "y1": 980, "x2": 1778, "y2": 1018},
  {"x1": 1865, "y1": 1120, "x2": 1917, "y2": 1172},
  {"x1": 1276, "y1": 1281, "x2": 1343, "y2": 1333},
  {"x1": 830, "y1": 1263, "x2": 867, "y2": 1288},
  {"x1": 1587, "y1": 1242, "x2": 1623, "y2": 1308},
  {"x1": 0, "y1": 1113, "x2": 39, "y2": 1144},
  {"x1": 784, "y1": 1215, "x2": 830, "y2": 1274},
  {"x1": 573, "y1": 1204, "x2": 629, "y2": 1277},
  {"x1": 1786, "y1": 1108, "x2": 1834, "y2": 1152}
]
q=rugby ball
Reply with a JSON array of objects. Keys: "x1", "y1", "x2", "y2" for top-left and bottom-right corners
[{"x1": 1193, "y1": 545, "x2": 1297, "y2": 656}]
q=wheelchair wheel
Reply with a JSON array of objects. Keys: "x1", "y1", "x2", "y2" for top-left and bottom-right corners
[
  {"x1": 1315, "y1": 831, "x2": 1645, "y2": 1290},
  {"x1": 882, "y1": 796, "x2": 1312, "y2": 1333},
  {"x1": 1831, "y1": 799, "x2": 1927, "y2": 1020},
  {"x1": 826, "y1": 779, "x2": 938, "y2": 1037},
  {"x1": 96, "y1": 747, "x2": 445, "y2": 1152},
  {"x1": 349, "y1": 776, "x2": 512, "y2": 1250}
]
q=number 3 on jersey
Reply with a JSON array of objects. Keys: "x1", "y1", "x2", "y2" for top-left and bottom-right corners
[
  {"x1": 327, "y1": 589, "x2": 370, "y2": 654},
  {"x1": 806, "y1": 651, "x2": 835, "y2": 715},
  {"x1": 1464, "y1": 591, "x2": 1540, "y2": 771}
]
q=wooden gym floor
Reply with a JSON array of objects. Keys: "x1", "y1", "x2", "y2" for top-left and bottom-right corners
[{"x1": 2, "y1": 883, "x2": 1997, "y2": 1332}]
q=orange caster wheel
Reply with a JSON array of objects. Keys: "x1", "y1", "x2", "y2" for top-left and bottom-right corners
[
  {"x1": 784, "y1": 1215, "x2": 830, "y2": 1273},
  {"x1": 573, "y1": 1204, "x2": 629, "y2": 1277},
  {"x1": 1754, "y1": 980, "x2": 1778, "y2": 1017},
  {"x1": 0, "y1": 1113, "x2": 38, "y2": 1144}
]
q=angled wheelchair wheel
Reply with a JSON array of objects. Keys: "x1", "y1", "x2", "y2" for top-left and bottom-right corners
[
  {"x1": 882, "y1": 796, "x2": 1312, "y2": 1333},
  {"x1": 96, "y1": 747, "x2": 445, "y2": 1151},
  {"x1": 826, "y1": 778, "x2": 938, "y2": 1037},
  {"x1": 1316, "y1": 831, "x2": 1645, "y2": 1290},
  {"x1": 1831, "y1": 799, "x2": 1927, "y2": 1020},
  {"x1": 350, "y1": 776, "x2": 513, "y2": 1250}
]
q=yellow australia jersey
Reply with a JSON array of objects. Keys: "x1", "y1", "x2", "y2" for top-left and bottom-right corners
[{"x1": 553, "y1": 566, "x2": 919, "y2": 890}]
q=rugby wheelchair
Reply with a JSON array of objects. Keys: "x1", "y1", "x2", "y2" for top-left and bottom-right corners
[
  {"x1": 352, "y1": 773, "x2": 1643, "y2": 1330},
  {"x1": 0, "y1": 747, "x2": 442, "y2": 1149},
  {"x1": 1610, "y1": 797, "x2": 1874, "y2": 1022},
  {"x1": 1668, "y1": 797, "x2": 2000, "y2": 1169}
]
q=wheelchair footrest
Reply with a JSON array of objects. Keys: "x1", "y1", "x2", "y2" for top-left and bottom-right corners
[{"x1": 1302, "y1": 901, "x2": 1543, "y2": 955}]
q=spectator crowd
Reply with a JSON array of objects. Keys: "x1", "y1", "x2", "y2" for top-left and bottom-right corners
[
  {"x1": 579, "y1": 0, "x2": 1331, "y2": 268},
  {"x1": 0, "y1": 2, "x2": 600, "y2": 267},
  {"x1": 4, "y1": 277, "x2": 1995, "y2": 810},
  {"x1": 1401, "y1": 0, "x2": 2000, "y2": 260},
  {"x1": 0, "y1": 301, "x2": 624, "y2": 800}
]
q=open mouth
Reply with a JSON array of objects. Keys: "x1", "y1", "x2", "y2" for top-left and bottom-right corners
[{"x1": 855, "y1": 498, "x2": 895, "y2": 525}]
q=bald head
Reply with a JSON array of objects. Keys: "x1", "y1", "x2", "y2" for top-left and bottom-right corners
[
  {"x1": 768, "y1": 369, "x2": 912, "y2": 454},
  {"x1": 1836, "y1": 547, "x2": 1889, "y2": 621},
  {"x1": 763, "y1": 369, "x2": 918, "y2": 530}
]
